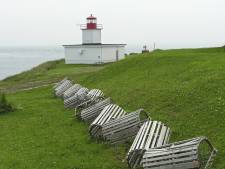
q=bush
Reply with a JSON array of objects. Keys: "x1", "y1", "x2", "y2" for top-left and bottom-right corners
[{"x1": 0, "y1": 93, "x2": 14, "y2": 114}]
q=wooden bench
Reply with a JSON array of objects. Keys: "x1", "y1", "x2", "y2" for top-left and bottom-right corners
[
  {"x1": 75, "y1": 89, "x2": 104, "y2": 110},
  {"x1": 89, "y1": 104, "x2": 126, "y2": 139},
  {"x1": 127, "y1": 120, "x2": 171, "y2": 169},
  {"x1": 55, "y1": 80, "x2": 73, "y2": 97},
  {"x1": 64, "y1": 87, "x2": 89, "y2": 108},
  {"x1": 63, "y1": 84, "x2": 82, "y2": 100},
  {"x1": 53, "y1": 77, "x2": 67, "y2": 89},
  {"x1": 141, "y1": 136, "x2": 217, "y2": 169},
  {"x1": 102, "y1": 109, "x2": 149, "y2": 144},
  {"x1": 78, "y1": 98, "x2": 111, "y2": 123}
]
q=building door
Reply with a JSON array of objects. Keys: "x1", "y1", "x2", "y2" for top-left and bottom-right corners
[{"x1": 116, "y1": 50, "x2": 119, "y2": 61}]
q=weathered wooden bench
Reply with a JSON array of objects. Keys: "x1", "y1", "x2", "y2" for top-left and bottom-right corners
[
  {"x1": 53, "y1": 77, "x2": 67, "y2": 89},
  {"x1": 75, "y1": 89, "x2": 104, "y2": 110},
  {"x1": 127, "y1": 120, "x2": 171, "y2": 169},
  {"x1": 78, "y1": 98, "x2": 111, "y2": 123},
  {"x1": 55, "y1": 80, "x2": 73, "y2": 97},
  {"x1": 141, "y1": 136, "x2": 217, "y2": 169},
  {"x1": 102, "y1": 109, "x2": 149, "y2": 144},
  {"x1": 63, "y1": 84, "x2": 82, "y2": 100},
  {"x1": 64, "y1": 87, "x2": 89, "y2": 108},
  {"x1": 89, "y1": 104, "x2": 126, "y2": 139}
]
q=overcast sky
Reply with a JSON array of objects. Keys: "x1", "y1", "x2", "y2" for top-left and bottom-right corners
[{"x1": 0, "y1": 0, "x2": 224, "y2": 51}]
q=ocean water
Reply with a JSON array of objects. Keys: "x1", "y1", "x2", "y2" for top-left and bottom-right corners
[{"x1": 0, "y1": 47, "x2": 64, "y2": 80}]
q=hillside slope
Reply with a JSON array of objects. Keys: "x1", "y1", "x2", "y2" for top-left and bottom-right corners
[
  {"x1": 0, "y1": 47, "x2": 224, "y2": 169},
  {"x1": 80, "y1": 47, "x2": 225, "y2": 169}
]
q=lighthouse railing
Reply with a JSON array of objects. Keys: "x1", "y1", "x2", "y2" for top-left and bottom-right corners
[{"x1": 80, "y1": 24, "x2": 103, "y2": 29}]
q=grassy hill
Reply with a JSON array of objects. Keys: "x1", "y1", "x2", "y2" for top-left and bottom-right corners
[{"x1": 0, "y1": 47, "x2": 224, "y2": 169}]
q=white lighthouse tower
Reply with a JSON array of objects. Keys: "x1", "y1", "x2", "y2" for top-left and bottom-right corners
[
  {"x1": 63, "y1": 14, "x2": 126, "y2": 64},
  {"x1": 82, "y1": 14, "x2": 102, "y2": 44}
]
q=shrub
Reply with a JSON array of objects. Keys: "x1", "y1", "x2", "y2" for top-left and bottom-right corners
[{"x1": 0, "y1": 93, "x2": 14, "y2": 114}]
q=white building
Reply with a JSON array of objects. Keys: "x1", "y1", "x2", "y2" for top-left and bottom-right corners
[{"x1": 63, "y1": 15, "x2": 126, "y2": 64}]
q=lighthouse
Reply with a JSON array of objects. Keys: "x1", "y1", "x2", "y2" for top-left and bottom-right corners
[{"x1": 63, "y1": 15, "x2": 126, "y2": 64}]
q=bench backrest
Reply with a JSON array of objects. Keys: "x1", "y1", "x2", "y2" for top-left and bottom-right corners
[
  {"x1": 80, "y1": 98, "x2": 111, "y2": 123},
  {"x1": 89, "y1": 104, "x2": 126, "y2": 138},
  {"x1": 127, "y1": 120, "x2": 170, "y2": 168},
  {"x1": 141, "y1": 137, "x2": 217, "y2": 169}
]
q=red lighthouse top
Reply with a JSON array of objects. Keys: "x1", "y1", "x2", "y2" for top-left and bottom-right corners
[
  {"x1": 80, "y1": 14, "x2": 103, "y2": 30},
  {"x1": 86, "y1": 14, "x2": 97, "y2": 29}
]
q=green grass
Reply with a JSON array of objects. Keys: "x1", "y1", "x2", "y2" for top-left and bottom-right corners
[
  {"x1": 0, "y1": 87, "x2": 127, "y2": 169},
  {"x1": 0, "y1": 59, "x2": 105, "y2": 92},
  {"x1": 0, "y1": 47, "x2": 225, "y2": 168}
]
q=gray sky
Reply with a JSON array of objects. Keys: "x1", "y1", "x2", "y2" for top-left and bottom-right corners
[{"x1": 0, "y1": 0, "x2": 224, "y2": 51}]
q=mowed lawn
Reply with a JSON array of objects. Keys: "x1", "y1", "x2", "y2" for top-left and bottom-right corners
[
  {"x1": 0, "y1": 86, "x2": 128, "y2": 169},
  {"x1": 0, "y1": 47, "x2": 225, "y2": 169}
]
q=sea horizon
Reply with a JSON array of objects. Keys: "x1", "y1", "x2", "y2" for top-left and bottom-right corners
[{"x1": 0, "y1": 46, "x2": 64, "y2": 80}]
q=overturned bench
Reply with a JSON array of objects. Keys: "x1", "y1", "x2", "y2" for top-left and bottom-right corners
[
  {"x1": 63, "y1": 84, "x2": 82, "y2": 100},
  {"x1": 89, "y1": 104, "x2": 126, "y2": 139},
  {"x1": 127, "y1": 120, "x2": 171, "y2": 169},
  {"x1": 141, "y1": 136, "x2": 217, "y2": 169},
  {"x1": 102, "y1": 109, "x2": 149, "y2": 144},
  {"x1": 55, "y1": 80, "x2": 73, "y2": 97},
  {"x1": 78, "y1": 98, "x2": 111, "y2": 123},
  {"x1": 64, "y1": 87, "x2": 89, "y2": 108}
]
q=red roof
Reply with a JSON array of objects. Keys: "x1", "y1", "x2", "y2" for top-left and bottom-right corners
[{"x1": 87, "y1": 14, "x2": 96, "y2": 19}]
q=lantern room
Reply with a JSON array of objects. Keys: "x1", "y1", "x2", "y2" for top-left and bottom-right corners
[
  {"x1": 86, "y1": 14, "x2": 97, "y2": 29},
  {"x1": 80, "y1": 14, "x2": 103, "y2": 30}
]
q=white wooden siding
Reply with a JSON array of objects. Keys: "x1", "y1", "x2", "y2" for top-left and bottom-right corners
[
  {"x1": 64, "y1": 45, "x2": 126, "y2": 64},
  {"x1": 82, "y1": 29, "x2": 101, "y2": 44}
]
